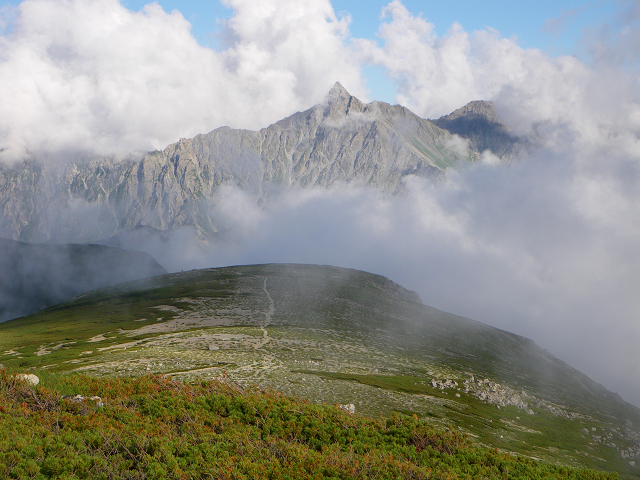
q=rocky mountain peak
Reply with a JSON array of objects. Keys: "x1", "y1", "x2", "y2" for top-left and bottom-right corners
[
  {"x1": 321, "y1": 81, "x2": 365, "y2": 118},
  {"x1": 324, "y1": 81, "x2": 351, "y2": 105},
  {"x1": 0, "y1": 90, "x2": 522, "y2": 244},
  {"x1": 433, "y1": 100, "x2": 527, "y2": 161}
]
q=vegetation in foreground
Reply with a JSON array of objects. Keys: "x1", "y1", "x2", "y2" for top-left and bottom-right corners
[{"x1": 0, "y1": 369, "x2": 616, "y2": 480}]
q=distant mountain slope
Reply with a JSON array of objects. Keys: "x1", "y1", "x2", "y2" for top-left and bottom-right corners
[
  {"x1": 433, "y1": 100, "x2": 528, "y2": 162},
  {"x1": 0, "y1": 238, "x2": 167, "y2": 322},
  {"x1": 1, "y1": 264, "x2": 638, "y2": 477},
  {"x1": 0, "y1": 83, "x2": 519, "y2": 244}
]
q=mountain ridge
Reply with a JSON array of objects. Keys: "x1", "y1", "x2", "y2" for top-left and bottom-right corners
[
  {"x1": 0, "y1": 237, "x2": 167, "y2": 322},
  {"x1": 433, "y1": 99, "x2": 528, "y2": 161},
  {"x1": 0, "y1": 83, "x2": 521, "y2": 243}
]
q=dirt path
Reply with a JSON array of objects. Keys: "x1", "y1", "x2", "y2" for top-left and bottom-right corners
[{"x1": 254, "y1": 278, "x2": 274, "y2": 350}]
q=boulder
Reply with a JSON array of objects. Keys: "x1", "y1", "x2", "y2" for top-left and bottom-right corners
[
  {"x1": 64, "y1": 394, "x2": 104, "y2": 408},
  {"x1": 339, "y1": 403, "x2": 356, "y2": 414},
  {"x1": 16, "y1": 373, "x2": 39, "y2": 386}
]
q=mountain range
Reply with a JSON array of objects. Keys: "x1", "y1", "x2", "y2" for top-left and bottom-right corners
[{"x1": 0, "y1": 82, "x2": 523, "y2": 244}]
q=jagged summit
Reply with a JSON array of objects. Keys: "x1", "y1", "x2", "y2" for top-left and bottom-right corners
[
  {"x1": 433, "y1": 100, "x2": 527, "y2": 161},
  {"x1": 321, "y1": 81, "x2": 365, "y2": 117},
  {"x1": 324, "y1": 81, "x2": 351, "y2": 104}
]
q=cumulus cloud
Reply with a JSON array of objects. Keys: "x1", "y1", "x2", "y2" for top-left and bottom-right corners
[
  {"x1": 0, "y1": 0, "x2": 365, "y2": 161},
  {"x1": 354, "y1": 1, "x2": 479, "y2": 118}
]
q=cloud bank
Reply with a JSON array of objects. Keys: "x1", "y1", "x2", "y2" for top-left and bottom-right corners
[
  {"x1": 2, "y1": 0, "x2": 640, "y2": 406},
  {"x1": 183, "y1": 151, "x2": 640, "y2": 406},
  {"x1": 0, "y1": 0, "x2": 364, "y2": 160}
]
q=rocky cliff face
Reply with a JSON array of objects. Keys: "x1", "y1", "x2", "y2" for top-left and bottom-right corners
[{"x1": 0, "y1": 83, "x2": 519, "y2": 243}]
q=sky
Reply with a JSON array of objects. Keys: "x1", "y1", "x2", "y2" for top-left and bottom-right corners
[
  {"x1": 1, "y1": 0, "x2": 640, "y2": 407},
  {"x1": 108, "y1": 0, "x2": 624, "y2": 107},
  {"x1": 116, "y1": 0, "x2": 620, "y2": 104}
]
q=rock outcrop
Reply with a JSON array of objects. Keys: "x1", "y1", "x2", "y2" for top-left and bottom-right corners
[
  {"x1": 462, "y1": 377, "x2": 531, "y2": 411},
  {"x1": 339, "y1": 403, "x2": 356, "y2": 414},
  {"x1": 430, "y1": 379, "x2": 458, "y2": 390},
  {"x1": 64, "y1": 394, "x2": 105, "y2": 408},
  {"x1": 16, "y1": 373, "x2": 39, "y2": 386}
]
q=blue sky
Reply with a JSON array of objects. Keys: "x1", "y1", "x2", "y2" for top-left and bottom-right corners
[
  {"x1": 114, "y1": 0, "x2": 618, "y2": 103},
  {"x1": 118, "y1": 0, "x2": 615, "y2": 52}
]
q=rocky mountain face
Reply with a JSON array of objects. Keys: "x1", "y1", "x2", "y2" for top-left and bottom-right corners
[
  {"x1": 0, "y1": 238, "x2": 167, "y2": 322},
  {"x1": 0, "y1": 83, "x2": 522, "y2": 244}
]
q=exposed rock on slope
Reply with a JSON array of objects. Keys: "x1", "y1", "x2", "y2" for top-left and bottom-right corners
[
  {"x1": 0, "y1": 83, "x2": 492, "y2": 243},
  {"x1": 0, "y1": 238, "x2": 167, "y2": 322}
]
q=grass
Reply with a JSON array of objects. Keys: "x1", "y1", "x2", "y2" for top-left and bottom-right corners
[
  {"x1": 293, "y1": 371, "x2": 437, "y2": 396},
  {"x1": 293, "y1": 371, "x2": 640, "y2": 477}
]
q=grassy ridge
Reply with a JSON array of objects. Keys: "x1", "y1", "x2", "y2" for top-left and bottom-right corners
[
  {"x1": 0, "y1": 370, "x2": 616, "y2": 480},
  {"x1": 1, "y1": 264, "x2": 638, "y2": 477}
]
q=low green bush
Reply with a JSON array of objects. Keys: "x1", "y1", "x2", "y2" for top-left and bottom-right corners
[{"x1": 0, "y1": 370, "x2": 616, "y2": 479}]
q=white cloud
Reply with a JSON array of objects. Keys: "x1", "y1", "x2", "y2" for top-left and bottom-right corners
[
  {"x1": 0, "y1": 0, "x2": 365, "y2": 161},
  {"x1": 354, "y1": 1, "x2": 478, "y2": 118},
  {"x1": 219, "y1": 0, "x2": 361, "y2": 101}
]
